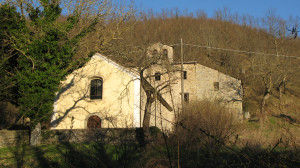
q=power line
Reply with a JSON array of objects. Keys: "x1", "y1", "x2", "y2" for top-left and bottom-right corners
[{"x1": 171, "y1": 43, "x2": 300, "y2": 59}]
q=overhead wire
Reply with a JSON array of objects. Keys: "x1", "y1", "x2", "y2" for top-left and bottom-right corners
[{"x1": 171, "y1": 43, "x2": 300, "y2": 59}]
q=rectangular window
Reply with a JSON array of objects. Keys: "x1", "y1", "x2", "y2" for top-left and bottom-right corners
[
  {"x1": 213, "y1": 82, "x2": 219, "y2": 91},
  {"x1": 184, "y1": 93, "x2": 189, "y2": 103},
  {"x1": 183, "y1": 71, "x2": 187, "y2": 79},
  {"x1": 163, "y1": 49, "x2": 168, "y2": 60},
  {"x1": 91, "y1": 79, "x2": 103, "y2": 99},
  {"x1": 155, "y1": 72, "x2": 161, "y2": 81}
]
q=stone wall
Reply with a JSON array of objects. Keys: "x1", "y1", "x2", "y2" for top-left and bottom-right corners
[
  {"x1": 0, "y1": 130, "x2": 30, "y2": 148},
  {"x1": 41, "y1": 128, "x2": 137, "y2": 145},
  {"x1": 0, "y1": 128, "x2": 139, "y2": 148}
]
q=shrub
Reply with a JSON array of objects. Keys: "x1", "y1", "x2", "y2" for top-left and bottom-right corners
[{"x1": 177, "y1": 100, "x2": 239, "y2": 153}]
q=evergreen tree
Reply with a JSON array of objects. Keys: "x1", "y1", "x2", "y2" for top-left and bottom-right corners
[
  {"x1": 5, "y1": 1, "x2": 96, "y2": 127},
  {"x1": 0, "y1": 4, "x2": 25, "y2": 103}
]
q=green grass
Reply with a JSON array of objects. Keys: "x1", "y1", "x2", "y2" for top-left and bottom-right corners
[
  {"x1": 0, "y1": 142, "x2": 141, "y2": 168},
  {"x1": 268, "y1": 116, "x2": 277, "y2": 125},
  {"x1": 0, "y1": 146, "x2": 14, "y2": 155},
  {"x1": 0, "y1": 132, "x2": 299, "y2": 168},
  {"x1": 246, "y1": 120, "x2": 260, "y2": 130},
  {"x1": 0, "y1": 144, "x2": 65, "y2": 167},
  {"x1": 0, "y1": 118, "x2": 299, "y2": 168}
]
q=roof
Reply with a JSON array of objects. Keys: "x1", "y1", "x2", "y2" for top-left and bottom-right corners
[
  {"x1": 172, "y1": 61, "x2": 198, "y2": 65},
  {"x1": 92, "y1": 53, "x2": 139, "y2": 79}
]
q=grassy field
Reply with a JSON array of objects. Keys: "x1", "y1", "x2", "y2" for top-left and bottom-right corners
[
  {"x1": 238, "y1": 117, "x2": 300, "y2": 148},
  {"x1": 0, "y1": 116, "x2": 299, "y2": 168},
  {"x1": 0, "y1": 142, "x2": 141, "y2": 168}
]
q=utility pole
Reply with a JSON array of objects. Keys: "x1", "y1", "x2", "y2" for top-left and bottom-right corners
[{"x1": 180, "y1": 38, "x2": 184, "y2": 114}]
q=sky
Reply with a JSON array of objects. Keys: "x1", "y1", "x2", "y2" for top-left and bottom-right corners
[{"x1": 133, "y1": 0, "x2": 300, "y2": 21}]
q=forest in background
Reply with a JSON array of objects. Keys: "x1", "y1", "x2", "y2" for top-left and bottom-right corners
[
  {"x1": 0, "y1": 1, "x2": 300, "y2": 167},
  {"x1": 77, "y1": 7, "x2": 300, "y2": 124},
  {"x1": 1, "y1": 0, "x2": 300, "y2": 131}
]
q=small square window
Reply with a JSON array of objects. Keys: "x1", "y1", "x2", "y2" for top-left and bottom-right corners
[
  {"x1": 184, "y1": 93, "x2": 189, "y2": 103},
  {"x1": 213, "y1": 82, "x2": 219, "y2": 91},
  {"x1": 183, "y1": 71, "x2": 187, "y2": 79},
  {"x1": 163, "y1": 49, "x2": 168, "y2": 59},
  {"x1": 155, "y1": 72, "x2": 161, "y2": 81},
  {"x1": 152, "y1": 49, "x2": 158, "y2": 56}
]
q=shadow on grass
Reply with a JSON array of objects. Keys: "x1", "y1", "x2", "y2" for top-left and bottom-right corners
[
  {"x1": 0, "y1": 128, "x2": 142, "y2": 168},
  {"x1": 7, "y1": 141, "x2": 140, "y2": 167},
  {"x1": 2, "y1": 129, "x2": 300, "y2": 168},
  {"x1": 177, "y1": 145, "x2": 300, "y2": 168},
  {"x1": 51, "y1": 129, "x2": 142, "y2": 168},
  {"x1": 31, "y1": 146, "x2": 60, "y2": 167}
]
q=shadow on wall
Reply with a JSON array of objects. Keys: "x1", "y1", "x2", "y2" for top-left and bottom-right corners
[{"x1": 51, "y1": 76, "x2": 86, "y2": 128}]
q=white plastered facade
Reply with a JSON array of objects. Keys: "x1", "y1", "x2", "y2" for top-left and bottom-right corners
[
  {"x1": 51, "y1": 53, "x2": 140, "y2": 129},
  {"x1": 51, "y1": 44, "x2": 243, "y2": 131}
]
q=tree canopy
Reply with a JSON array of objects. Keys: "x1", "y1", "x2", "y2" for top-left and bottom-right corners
[
  {"x1": 0, "y1": 0, "x2": 134, "y2": 127},
  {"x1": 1, "y1": 1, "x2": 299, "y2": 127}
]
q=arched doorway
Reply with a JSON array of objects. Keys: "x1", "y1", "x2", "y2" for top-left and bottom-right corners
[{"x1": 87, "y1": 115, "x2": 101, "y2": 129}]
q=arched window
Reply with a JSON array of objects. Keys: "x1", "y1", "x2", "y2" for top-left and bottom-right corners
[
  {"x1": 90, "y1": 78, "x2": 103, "y2": 99},
  {"x1": 87, "y1": 115, "x2": 101, "y2": 129},
  {"x1": 152, "y1": 49, "x2": 158, "y2": 57}
]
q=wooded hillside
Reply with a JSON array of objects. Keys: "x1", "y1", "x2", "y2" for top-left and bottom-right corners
[
  {"x1": 0, "y1": 2, "x2": 299, "y2": 167},
  {"x1": 1, "y1": 3, "x2": 299, "y2": 127},
  {"x1": 110, "y1": 10, "x2": 300, "y2": 123}
]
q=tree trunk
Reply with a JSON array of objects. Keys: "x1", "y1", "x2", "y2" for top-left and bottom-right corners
[
  {"x1": 260, "y1": 92, "x2": 270, "y2": 124},
  {"x1": 260, "y1": 97, "x2": 266, "y2": 124},
  {"x1": 143, "y1": 91, "x2": 154, "y2": 140},
  {"x1": 279, "y1": 77, "x2": 286, "y2": 100},
  {"x1": 260, "y1": 76, "x2": 272, "y2": 124}
]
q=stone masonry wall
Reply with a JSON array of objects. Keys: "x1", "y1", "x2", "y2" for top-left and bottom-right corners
[
  {"x1": 0, "y1": 130, "x2": 30, "y2": 148},
  {"x1": 0, "y1": 128, "x2": 139, "y2": 148}
]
